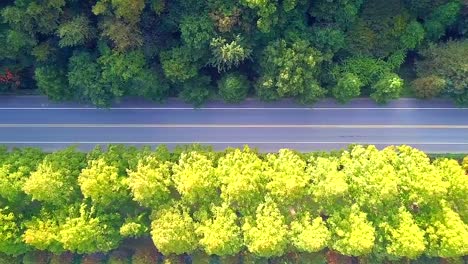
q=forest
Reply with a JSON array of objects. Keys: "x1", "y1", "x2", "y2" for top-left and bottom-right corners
[
  {"x1": 0, "y1": 144, "x2": 467, "y2": 263},
  {"x1": 0, "y1": 0, "x2": 467, "y2": 106}
]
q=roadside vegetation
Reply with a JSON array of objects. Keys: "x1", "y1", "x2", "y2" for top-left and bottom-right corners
[
  {"x1": 0, "y1": 0, "x2": 467, "y2": 106},
  {"x1": 0, "y1": 144, "x2": 467, "y2": 263}
]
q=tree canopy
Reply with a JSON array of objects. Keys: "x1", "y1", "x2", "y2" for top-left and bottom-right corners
[
  {"x1": 1, "y1": 0, "x2": 466, "y2": 105},
  {"x1": 0, "y1": 144, "x2": 466, "y2": 263}
]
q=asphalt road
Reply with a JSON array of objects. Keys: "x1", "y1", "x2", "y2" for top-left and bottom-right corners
[{"x1": 1, "y1": 96, "x2": 467, "y2": 153}]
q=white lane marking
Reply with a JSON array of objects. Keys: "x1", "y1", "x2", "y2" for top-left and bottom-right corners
[
  {"x1": 1, "y1": 124, "x2": 468, "y2": 128},
  {"x1": 0, "y1": 107, "x2": 467, "y2": 110},
  {"x1": 0, "y1": 141, "x2": 468, "y2": 145}
]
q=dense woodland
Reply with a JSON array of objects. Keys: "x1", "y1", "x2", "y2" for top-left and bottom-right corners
[
  {"x1": 0, "y1": 0, "x2": 467, "y2": 106},
  {"x1": 0, "y1": 144, "x2": 467, "y2": 263}
]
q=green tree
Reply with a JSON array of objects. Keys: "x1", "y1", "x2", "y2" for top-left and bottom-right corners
[
  {"x1": 1, "y1": 0, "x2": 65, "y2": 35},
  {"x1": 423, "y1": 205, "x2": 468, "y2": 258},
  {"x1": 256, "y1": 39, "x2": 325, "y2": 102},
  {"x1": 209, "y1": 36, "x2": 251, "y2": 72},
  {"x1": 78, "y1": 159, "x2": 129, "y2": 207},
  {"x1": 57, "y1": 15, "x2": 94, "y2": 48},
  {"x1": 179, "y1": 75, "x2": 212, "y2": 107},
  {"x1": 172, "y1": 151, "x2": 219, "y2": 206},
  {"x1": 328, "y1": 205, "x2": 376, "y2": 256},
  {"x1": 307, "y1": 157, "x2": 349, "y2": 210},
  {"x1": 67, "y1": 51, "x2": 111, "y2": 107},
  {"x1": 160, "y1": 46, "x2": 200, "y2": 83},
  {"x1": 217, "y1": 147, "x2": 267, "y2": 214},
  {"x1": 332, "y1": 73, "x2": 363, "y2": 103},
  {"x1": 415, "y1": 40, "x2": 468, "y2": 101},
  {"x1": 196, "y1": 204, "x2": 242, "y2": 256},
  {"x1": 0, "y1": 148, "x2": 43, "y2": 204},
  {"x1": 0, "y1": 207, "x2": 28, "y2": 255},
  {"x1": 99, "y1": 18, "x2": 143, "y2": 51},
  {"x1": 35, "y1": 66, "x2": 71, "y2": 101},
  {"x1": 411, "y1": 75, "x2": 446, "y2": 99},
  {"x1": 126, "y1": 155, "x2": 172, "y2": 208},
  {"x1": 370, "y1": 73, "x2": 403, "y2": 104},
  {"x1": 93, "y1": 0, "x2": 145, "y2": 25},
  {"x1": 242, "y1": 199, "x2": 288, "y2": 257},
  {"x1": 59, "y1": 204, "x2": 121, "y2": 254},
  {"x1": 309, "y1": 0, "x2": 363, "y2": 29},
  {"x1": 264, "y1": 149, "x2": 309, "y2": 207},
  {"x1": 424, "y1": 1, "x2": 462, "y2": 40},
  {"x1": 23, "y1": 210, "x2": 63, "y2": 253},
  {"x1": 218, "y1": 72, "x2": 250, "y2": 103},
  {"x1": 23, "y1": 147, "x2": 86, "y2": 206},
  {"x1": 150, "y1": 204, "x2": 198, "y2": 255},
  {"x1": 180, "y1": 15, "x2": 215, "y2": 50},
  {"x1": 290, "y1": 212, "x2": 330, "y2": 253},
  {"x1": 381, "y1": 207, "x2": 426, "y2": 259}
]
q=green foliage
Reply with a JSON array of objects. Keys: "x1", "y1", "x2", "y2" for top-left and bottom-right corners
[
  {"x1": 0, "y1": 144, "x2": 467, "y2": 260},
  {"x1": 99, "y1": 18, "x2": 143, "y2": 51},
  {"x1": 290, "y1": 213, "x2": 330, "y2": 253},
  {"x1": 172, "y1": 151, "x2": 219, "y2": 206},
  {"x1": 415, "y1": 40, "x2": 468, "y2": 101},
  {"x1": 411, "y1": 75, "x2": 446, "y2": 99},
  {"x1": 264, "y1": 149, "x2": 309, "y2": 206},
  {"x1": 196, "y1": 204, "x2": 242, "y2": 256},
  {"x1": 35, "y1": 66, "x2": 71, "y2": 101},
  {"x1": 179, "y1": 75, "x2": 212, "y2": 107},
  {"x1": 150, "y1": 204, "x2": 198, "y2": 255},
  {"x1": 160, "y1": 47, "x2": 200, "y2": 83},
  {"x1": 23, "y1": 211, "x2": 63, "y2": 253},
  {"x1": 0, "y1": 148, "x2": 43, "y2": 204},
  {"x1": 180, "y1": 15, "x2": 215, "y2": 50},
  {"x1": 23, "y1": 147, "x2": 86, "y2": 206},
  {"x1": 59, "y1": 204, "x2": 121, "y2": 254},
  {"x1": 1, "y1": 0, "x2": 65, "y2": 35},
  {"x1": 332, "y1": 73, "x2": 363, "y2": 103},
  {"x1": 126, "y1": 155, "x2": 172, "y2": 208},
  {"x1": 218, "y1": 72, "x2": 250, "y2": 103},
  {"x1": 68, "y1": 54, "x2": 107, "y2": 106},
  {"x1": 381, "y1": 207, "x2": 426, "y2": 259},
  {"x1": 0, "y1": 0, "x2": 465, "y2": 105},
  {"x1": 310, "y1": 0, "x2": 363, "y2": 29},
  {"x1": 370, "y1": 73, "x2": 403, "y2": 104},
  {"x1": 79, "y1": 158, "x2": 129, "y2": 207},
  {"x1": 424, "y1": 1, "x2": 461, "y2": 40},
  {"x1": 257, "y1": 39, "x2": 325, "y2": 102},
  {"x1": 242, "y1": 199, "x2": 288, "y2": 257},
  {"x1": 209, "y1": 36, "x2": 252, "y2": 72},
  {"x1": 57, "y1": 15, "x2": 94, "y2": 48},
  {"x1": 328, "y1": 205, "x2": 376, "y2": 256},
  {"x1": 217, "y1": 147, "x2": 266, "y2": 214},
  {"x1": 0, "y1": 207, "x2": 28, "y2": 255}
]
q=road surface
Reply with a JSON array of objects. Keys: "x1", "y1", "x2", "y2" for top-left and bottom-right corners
[{"x1": 0, "y1": 96, "x2": 467, "y2": 153}]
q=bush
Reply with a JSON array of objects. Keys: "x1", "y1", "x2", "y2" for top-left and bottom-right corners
[
  {"x1": 218, "y1": 73, "x2": 250, "y2": 103},
  {"x1": 416, "y1": 40, "x2": 468, "y2": 97},
  {"x1": 332, "y1": 73, "x2": 362, "y2": 103},
  {"x1": 371, "y1": 73, "x2": 403, "y2": 104},
  {"x1": 180, "y1": 76, "x2": 212, "y2": 107},
  {"x1": 411, "y1": 75, "x2": 446, "y2": 99}
]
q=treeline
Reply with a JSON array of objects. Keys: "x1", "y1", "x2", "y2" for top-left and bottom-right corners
[
  {"x1": 0, "y1": 0, "x2": 467, "y2": 106},
  {"x1": 0, "y1": 144, "x2": 467, "y2": 264}
]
